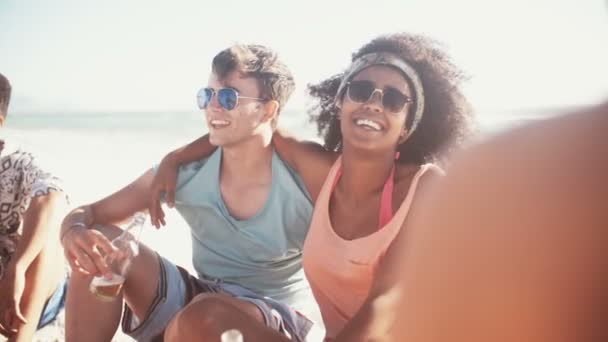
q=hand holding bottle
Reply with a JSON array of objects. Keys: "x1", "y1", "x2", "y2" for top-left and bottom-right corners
[{"x1": 89, "y1": 212, "x2": 147, "y2": 301}]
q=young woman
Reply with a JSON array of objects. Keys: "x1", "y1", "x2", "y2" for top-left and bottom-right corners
[{"x1": 150, "y1": 33, "x2": 473, "y2": 341}]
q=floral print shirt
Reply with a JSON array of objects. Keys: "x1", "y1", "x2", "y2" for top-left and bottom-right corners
[{"x1": 0, "y1": 143, "x2": 64, "y2": 279}]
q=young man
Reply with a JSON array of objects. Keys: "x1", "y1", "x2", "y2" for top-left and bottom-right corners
[
  {"x1": 0, "y1": 73, "x2": 69, "y2": 341},
  {"x1": 60, "y1": 45, "x2": 317, "y2": 342}
]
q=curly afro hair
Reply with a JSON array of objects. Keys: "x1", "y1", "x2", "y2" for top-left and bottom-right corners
[{"x1": 308, "y1": 33, "x2": 475, "y2": 164}]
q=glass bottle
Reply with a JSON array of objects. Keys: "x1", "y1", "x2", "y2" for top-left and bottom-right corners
[
  {"x1": 89, "y1": 212, "x2": 147, "y2": 301},
  {"x1": 221, "y1": 329, "x2": 244, "y2": 342}
]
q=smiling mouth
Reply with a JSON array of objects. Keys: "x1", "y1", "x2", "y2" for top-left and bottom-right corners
[
  {"x1": 209, "y1": 119, "x2": 230, "y2": 129},
  {"x1": 353, "y1": 118, "x2": 382, "y2": 131}
]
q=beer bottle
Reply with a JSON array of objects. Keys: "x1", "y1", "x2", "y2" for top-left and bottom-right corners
[
  {"x1": 221, "y1": 329, "x2": 244, "y2": 342},
  {"x1": 89, "y1": 212, "x2": 147, "y2": 301}
]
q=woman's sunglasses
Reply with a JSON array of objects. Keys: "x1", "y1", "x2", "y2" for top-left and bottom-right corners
[
  {"x1": 346, "y1": 80, "x2": 412, "y2": 113},
  {"x1": 197, "y1": 87, "x2": 264, "y2": 111}
]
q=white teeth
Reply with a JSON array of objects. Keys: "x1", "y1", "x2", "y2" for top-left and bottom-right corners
[
  {"x1": 210, "y1": 119, "x2": 230, "y2": 127},
  {"x1": 355, "y1": 119, "x2": 381, "y2": 131}
]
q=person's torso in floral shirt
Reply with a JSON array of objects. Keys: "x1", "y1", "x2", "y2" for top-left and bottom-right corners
[{"x1": 0, "y1": 143, "x2": 65, "y2": 279}]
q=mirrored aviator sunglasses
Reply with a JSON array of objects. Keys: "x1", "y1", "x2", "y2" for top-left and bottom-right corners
[
  {"x1": 196, "y1": 87, "x2": 264, "y2": 111},
  {"x1": 346, "y1": 80, "x2": 412, "y2": 113}
]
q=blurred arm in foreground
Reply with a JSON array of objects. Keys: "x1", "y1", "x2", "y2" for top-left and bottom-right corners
[{"x1": 391, "y1": 102, "x2": 608, "y2": 342}]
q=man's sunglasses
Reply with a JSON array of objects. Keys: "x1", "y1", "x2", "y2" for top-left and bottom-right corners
[
  {"x1": 197, "y1": 87, "x2": 264, "y2": 111},
  {"x1": 346, "y1": 80, "x2": 412, "y2": 113}
]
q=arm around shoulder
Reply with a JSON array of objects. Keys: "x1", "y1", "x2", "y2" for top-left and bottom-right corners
[
  {"x1": 165, "y1": 134, "x2": 218, "y2": 165},
  {"x1": 273, "y1": 128, "x2": 338, "y2": 202}
]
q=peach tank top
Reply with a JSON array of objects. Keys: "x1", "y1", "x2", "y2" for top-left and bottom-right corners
[{"x1": 303, "y1": 157, "x2": 435, "y2": 338}]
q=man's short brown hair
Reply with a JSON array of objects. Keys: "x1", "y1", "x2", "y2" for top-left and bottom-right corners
[
  {"x1": 0, "y1": 73, "x2": 11, "y2": 118},
  {"x1": 212, "y1": 44, "x2": 295, "y2": 114}
]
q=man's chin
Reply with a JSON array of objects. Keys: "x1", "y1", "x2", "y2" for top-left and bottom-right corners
[
  {"x1": 209, "y1": 138, "x2": 235, "y2": 148},
  {"x1": 208, "y1": 135, "x2": 226, "y2": 147}
]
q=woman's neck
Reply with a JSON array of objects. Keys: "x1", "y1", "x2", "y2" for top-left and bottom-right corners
[{"x1": 337, "y1": 147, "x2": 396, "y2": 201}]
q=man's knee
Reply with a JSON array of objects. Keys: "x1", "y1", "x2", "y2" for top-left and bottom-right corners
[
  {"x1": 166, "y1": 294, "x2": 237, "y2": 339},
  {"x1": 180, "y1": 294, "x2": 235, "y2": 330}
]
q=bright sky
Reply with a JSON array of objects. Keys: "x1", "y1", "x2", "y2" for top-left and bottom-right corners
[{"x1": 1, "y1": 0, "x2": 607, "y2": 114}]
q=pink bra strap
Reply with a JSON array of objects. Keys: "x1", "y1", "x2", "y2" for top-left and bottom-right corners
[
  {"x1": 378, "y1": 165, "x2": 395, "y2": 229},
  {"x1": 330, "y1": 163, "x2": 396, "y2": 231}
]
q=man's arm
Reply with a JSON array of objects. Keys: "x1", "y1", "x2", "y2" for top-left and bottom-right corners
[
  {"x1": 0, "y1": 190, "x2": 67, "y2": 337},
  {"x1": 334, "y1": 167, "x2": 443, "y2": 341},
  {"x1": 9, "y1": 190, "x2": 67, "y2": 276},
  {"x1": 61, "y1": 169, "x2": 154, "y2": 276}
]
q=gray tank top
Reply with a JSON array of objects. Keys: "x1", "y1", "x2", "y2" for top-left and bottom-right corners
[{"x1": 166, "y1": 148, "x2": 313, "y2": 308}]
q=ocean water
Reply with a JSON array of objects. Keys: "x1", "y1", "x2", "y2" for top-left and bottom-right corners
[
  {"x1": 3, "y1": 109, "x2": 528, "y2": 196},
  {"x1": 4, "y1": 110, "x2": 316, "y2": 199}
]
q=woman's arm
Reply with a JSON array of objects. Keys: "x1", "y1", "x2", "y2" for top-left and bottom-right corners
[
  {"x1": 154, "y1": 129, "x2": 339, "y2": 204},
  {"x1": 148, "y1": 130, "x2": 338, "y2": 227},
  {"x1": 272, "y1": 128, "x2": 337, "y2": 202},
  {"x1": 333, "y1": 167, "x2": 443, "y2": 341},
  {"x1": 148, "y1": 135, "x2": 218, "y2": 226},
  {"x1": 162, "y1": 134, "x2": 218, "y2": 166}
]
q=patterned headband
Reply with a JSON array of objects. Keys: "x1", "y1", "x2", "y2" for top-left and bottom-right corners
[{"x1": 336, "y1": 52, "x2": 425, "y2": 133}]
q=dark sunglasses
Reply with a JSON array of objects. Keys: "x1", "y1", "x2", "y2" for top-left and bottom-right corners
[
  {"x1": 197, "y1": 87, "x2": 264, "y2": 111},
  {"x1": 346, "y1": 80, "x2": 412, "y2": 113}
]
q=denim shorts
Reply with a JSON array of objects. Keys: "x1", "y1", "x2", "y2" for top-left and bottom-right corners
[
  {"x1": 37, "y1": 276, "x2": 67, "y2": 329},
  {"x1": 121, "y1": 255, "x2": 314, "y2": 342}
]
